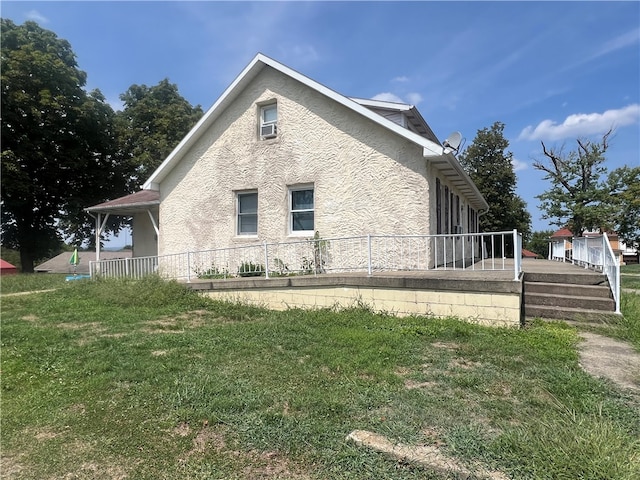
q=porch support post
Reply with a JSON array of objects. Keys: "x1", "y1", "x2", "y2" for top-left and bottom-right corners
[
  {"x1": 147, "y1": 209, "x2": 159, "y2": 236},
  {"x1": 95, "y1": 213, "x2": 110, "y2": 262}
]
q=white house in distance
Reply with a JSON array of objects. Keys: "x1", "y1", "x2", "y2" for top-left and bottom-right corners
[{"x1": 86, "y1": 54, "x2": 488, "y2": 268}]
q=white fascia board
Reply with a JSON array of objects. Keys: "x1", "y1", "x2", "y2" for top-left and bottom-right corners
[
  {"x1": 350, "y1": 97, "x2": 413, "y2": 111},
  {"x1": 142, "y1": 56, "x2": 267, "y2": 190},
  {"x1": 273, "y1": 66, "x2": 443, "y2": 155},
  {"x1": 142, "y1": 53, "x2": 443, "y2": 189}
]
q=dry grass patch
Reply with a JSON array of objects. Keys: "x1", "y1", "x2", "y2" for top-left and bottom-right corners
[
  {"x1": 347, "y1": 429, "x2": 509, "y2": 480},
  {"x1": 431, "y1": 341, "x2": 460, "y2": 350}
]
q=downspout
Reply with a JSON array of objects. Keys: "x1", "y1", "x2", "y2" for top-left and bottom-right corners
[{"x1": 477, "y1": 205, "x2": 489, "y2": 231}]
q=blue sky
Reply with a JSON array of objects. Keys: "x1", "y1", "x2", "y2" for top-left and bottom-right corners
[{"x1": 3, "y1": 1, "x2": 639, "y2": 245}]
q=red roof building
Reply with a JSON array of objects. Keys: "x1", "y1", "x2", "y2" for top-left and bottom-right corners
[{"x1": 0, "y1": 259, "x2": 18, "y2": 275}]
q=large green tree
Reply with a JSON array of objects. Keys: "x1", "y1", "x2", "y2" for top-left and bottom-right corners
[
  {"x1": 458, "y1": 122, "x2": 532, "y2": 241},
  {"x1": 116, "y1": 79, "x2": 203, "y2": 190},
  {"x1": 605, "y1": 165, "x2": 640, "y2": 250},
  {"x1": 526, "y1": 230, "x2": 555, "y2": 258},
  {"x1": 533, "y1": 130, "x2": 612, "y2": 237},
  {"x1": 1, "y1": 20, "x2": 129, "y2": 271}
]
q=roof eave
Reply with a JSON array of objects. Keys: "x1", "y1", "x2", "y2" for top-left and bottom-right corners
[{"x1": 425, "y1": 150, "x2": 489, "y2": 211}]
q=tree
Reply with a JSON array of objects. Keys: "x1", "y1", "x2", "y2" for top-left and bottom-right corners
[
  {"x1": 606, "y1": 165, "x2": 640, "y2": 250},
  {"x1": 533, "y1": 130, "x2": 612, "y2": 237},
  {"x1": 1, "y1": 20, "x2": 129, "y2": 271},
  {"x1": 458, "y1": 121, "x2": 532, "y2": 241},
  {"x1": 526, "y1": 230, "x2": 555, "y2": 259},
  {"x1": 115, "y1": 79, "x2": 203, "y2": 190}
]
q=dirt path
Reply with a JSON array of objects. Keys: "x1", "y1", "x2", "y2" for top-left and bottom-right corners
[
  {"x1": 1, "y1": 289, "x2": 58, "y2": 297},
  {"x1": 578, "y1": 331, "x2": 640, "y2": 394}
]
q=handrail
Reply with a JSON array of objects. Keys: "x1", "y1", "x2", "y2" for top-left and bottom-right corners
[
  {"x1": 572, "y1": 234, "x2": 620, "y2": 314},
  {"x1": 602, "y1": 234, "x2": 621, "y2": 314},
  {"x1": 89, "y1": 231, "x2": 523, "y2": 282}
]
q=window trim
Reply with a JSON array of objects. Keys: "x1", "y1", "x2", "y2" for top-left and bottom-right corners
[
  {"x1": 289, "y1": 185, "x2": 314, "y2": 235},
  {"x1": 236, "y1": 190, "x2": 258, "y2": 236},
  {"x1": 259, "y1": 102, "x2": 277, "y2": 139}
]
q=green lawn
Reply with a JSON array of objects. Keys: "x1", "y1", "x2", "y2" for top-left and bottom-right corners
[
  {"x1": 621, "y1": 267, "x2": 640, "y2": 290},
  {"x1": 1, "y1": 275, "x2": 639, "y2": 479}
]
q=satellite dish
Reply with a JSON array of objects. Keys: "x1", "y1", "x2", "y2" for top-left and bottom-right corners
[{"x1": 442, "y1": 131, "x2": 462, "y2": 153}]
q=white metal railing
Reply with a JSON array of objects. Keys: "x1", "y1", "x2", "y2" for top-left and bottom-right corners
[
  {"x1": 573, "y1": 235, "x2": 621, "y2": 313},
  {"x1": 89, "y1": 230, "x2": 523, "y2": 283},
  {"x1": 550, "y1": 239, "x2": 571, "y2": 262}
]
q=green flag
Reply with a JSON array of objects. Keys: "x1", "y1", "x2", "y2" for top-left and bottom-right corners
[{"x1": 69, "y1": 248, "x2": 79, "y2": 266}]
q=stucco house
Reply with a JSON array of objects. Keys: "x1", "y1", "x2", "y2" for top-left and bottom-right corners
[{"x1": 87, "y1": 54, "x2": 488, "y2": 270}]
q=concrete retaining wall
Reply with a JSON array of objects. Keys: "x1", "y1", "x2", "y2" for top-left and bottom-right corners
[{"x1": 188, "y1": 274, "x2": 523, "y2": 327}]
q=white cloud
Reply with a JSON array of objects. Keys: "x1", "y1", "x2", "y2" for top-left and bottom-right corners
[
  {"x1": 26, "y1": 10, "x2": 49, "y2": 24},
  {"x1": 392, "y1": 76, "x2": 409, "y2": 83},
  {"x1": 406, "y1": 92, "x2": 423, "y2": 105},
  {"x1": 372, "y1": 92, "x2": 405, "y2": 103},
  {"x1": 371, "y1": 92, "x2": 423, "y2": 105},
  {"x1": 512, "y1": 158, "x2": 528, "y2": 172},
  {"x1": 590, "y1": 27, "x2": 640, "y2": 60},
  {"x1": 518, "y1": 104, "x2": 640, "y2": 141}
]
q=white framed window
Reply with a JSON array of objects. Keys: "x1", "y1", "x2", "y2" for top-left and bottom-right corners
[
  {"x1": 289, "y1": 186, "x2": 314, "y2": 234},
  {"x1": 237, "y1": 191, "x2": 258, "y2": 236},
  {"x1": 260, "y1": 103, "x2": 277, "y2": 139}
]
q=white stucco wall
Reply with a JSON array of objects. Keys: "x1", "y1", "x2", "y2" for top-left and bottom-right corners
[
  {"x1": 157, "y1": 66, "x2": 472, "y2": 261},
  {"x1": 132, "y1": 212, "x2": 158, "y2": 257}
]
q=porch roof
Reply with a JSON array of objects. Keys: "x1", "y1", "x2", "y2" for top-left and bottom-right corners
[{"x1": 85, "y1": 190, "x2": 160, "y2": 216}]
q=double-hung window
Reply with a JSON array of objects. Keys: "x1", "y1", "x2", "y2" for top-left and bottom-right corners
[
  {"x1": 260, "y1": 103, "x2": 277, "y2": 139},
  {"x1": 289, "y1": 186, "x2": 314, "y2": 234},
  {"x1": 237, "y1": 191, "x2": 258, "y2": 236}
]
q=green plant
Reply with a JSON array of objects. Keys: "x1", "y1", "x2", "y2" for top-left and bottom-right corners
[
  {"x1": 302, "y1": 231, "x2": 329, "y2": 274},
  {"x1": 238, "y1": 261, "x2": 265, "y2": 277},
  {"x1": 195, "y1": 264, "x2": 229, "y2": 279},
  {"x1": 269, "y1": 258, "x2": 289, "y2": 277}
]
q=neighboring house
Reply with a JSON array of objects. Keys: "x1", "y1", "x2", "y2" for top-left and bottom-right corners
[
  {"x1": 86, "y1": 54, "x2": 488, "y2": 268},
  {"x1": 35, "y1": 251, "x2": 132, "y2": 274},
  {"x1": 1, "y1": 259, "x2": 18, "y2": 275},
  {"x1": 521, "y1": 249, "x2": 541, "y2": 259},
  {"x1": 549, "y1": 227, "x2": 637, "y2": 265}
]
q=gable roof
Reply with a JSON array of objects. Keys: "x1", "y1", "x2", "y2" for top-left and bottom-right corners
[
  {"x1": 142, "y1": 53, "x2": 488, "y2": 210},
  {"x1": 1, "y1": 259, "x2": 18, "y2": 271},
  {"x1": 551, "y1": 227, "x2": 573, "y2": 238}
]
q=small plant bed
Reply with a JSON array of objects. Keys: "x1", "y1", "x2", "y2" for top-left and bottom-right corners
[{"x1": 2, "y1": 276, "x2": 639, "y2": 479}]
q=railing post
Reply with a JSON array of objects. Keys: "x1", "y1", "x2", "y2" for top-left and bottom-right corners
[
  {"x1": 187, "y1": 251, "x2": 191, "y2": 283},
  {"x1": 367, "y1": 234, "x2": 372, "y2": 275},
  {"x1": 513, "y1": 229, "x2": 521, "y2": 281},
  {"x1": 263, "y1": 241, "x2": 270, "y2": 279},
  {"x1": 125, "y1": 257, "x2": 130, "y2": 277}
]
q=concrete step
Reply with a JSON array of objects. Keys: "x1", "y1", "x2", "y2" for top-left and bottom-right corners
[
  {"x1": 525, "y1": 281, "x2": 613, "y2": 299},
  {"x1": 524, "y1": 304, "x2": 621, "y2": 323},
  {"x1": 524, "y1": 271, "x2": 608, "y2": 286},
  {"x1": 524, "y1": 292, "x2": 615, "y2": 311}
]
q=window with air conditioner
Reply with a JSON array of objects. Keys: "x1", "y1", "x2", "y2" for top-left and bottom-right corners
[
  {"x1": 237, "y1": 191, "x2": 258, "y2": 236},
  {"x1": 260, "y1": 103, "x2": 277, "y2": 139},
  {"x1": 289, "y1": 186, "x2": 314, "y2": 234}
]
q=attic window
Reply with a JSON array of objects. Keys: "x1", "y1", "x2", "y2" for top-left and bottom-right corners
[{"x1": 260, "y1": 103, "x2": 277, "y2": 139}]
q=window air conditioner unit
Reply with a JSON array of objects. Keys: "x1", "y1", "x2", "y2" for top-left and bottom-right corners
[{"x1": 261, "y1": 123, "x2": 277, "y2": 138}]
